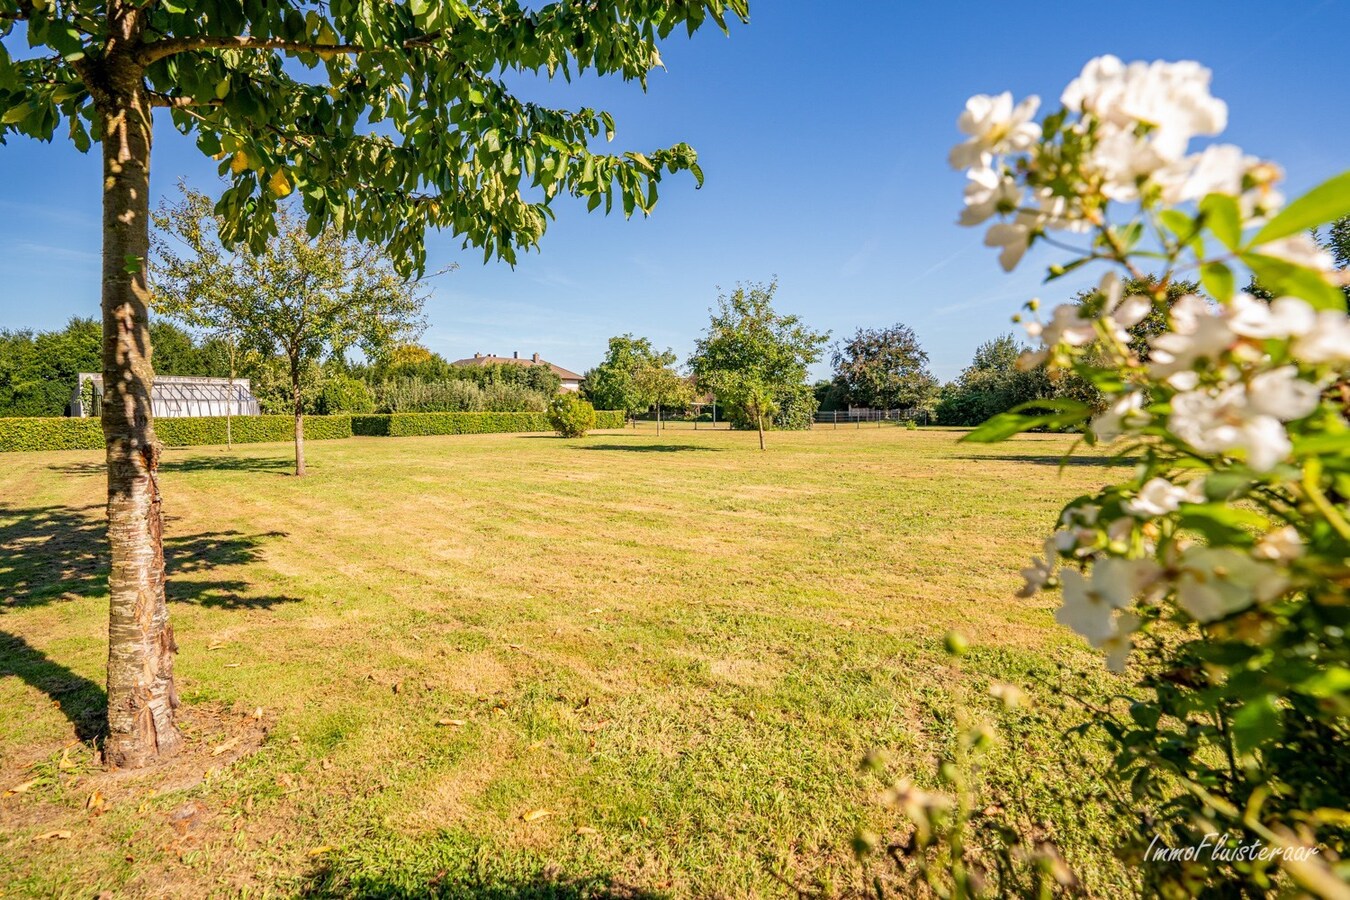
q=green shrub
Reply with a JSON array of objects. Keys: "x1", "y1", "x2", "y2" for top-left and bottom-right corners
[
  {"x1": 352, "y1": 412, "x2": 550, "y2": 436},
  {"x1": 0, "y1": 417, "x2": 102, "y2": 451},
  {"x1": 593, "y1": 410, "x2": 625, "y2": 430},
  {"x1": 548, "y1": 394, "x2": 597, "y2": 438},
  {"x1": 0, "y1": 415, "x2": 352, "y2": 452},
  {"x1": 317, "y1": 375, "x2": 375, "y2": 414}
]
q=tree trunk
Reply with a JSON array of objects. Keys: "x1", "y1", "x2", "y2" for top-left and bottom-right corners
[
  {"x1": 88, "y1": 21, "x2": 182, "y2": 768},
  {"x1": 291, "y1": 356, "x2": 306, "y2": 476},
  {"x1": 756, "y1": 407, "x2": 766, "y2": 451},
  {"x1": 226, "y1": 338, "x2": 235, "y2": 450}
]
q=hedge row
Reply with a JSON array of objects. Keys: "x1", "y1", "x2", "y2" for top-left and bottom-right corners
[
  {"x1": 1, "y1": 409, "x2": 625, "y2": 452},
  {"x1": 0, "y1": 415, "x2": 352, "y2": 452},
  {"x1": 351, "y1": 410, "x2": 627, "y2": 436}
]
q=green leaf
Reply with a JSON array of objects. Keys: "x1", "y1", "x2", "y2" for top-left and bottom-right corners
[
  {"x1": 1252, "y1": 170, "x2": 1350, "y2": 244},
  {"x1": 1177, "y1": 503, "x2": 1269, "y2": 545},
  {"x1": 1243, "y1": 253, "x2": 1346, "y2": 311},
  {"x1": 1200, "y1": 261, "x2": 1235, "y2": 302},
  {"x1": 1296, "y1": 667, "x2": 1350, "y2": 699},
  {"x1": 1230, "y1": 695, "x2": 1281, "y2": 757},
  {"x1": 961, "y1": 399, "x2": 1091, "y2": 444},
  {"x1": 1199, "y1": 193, "x2": 1242, "y2": 250}
]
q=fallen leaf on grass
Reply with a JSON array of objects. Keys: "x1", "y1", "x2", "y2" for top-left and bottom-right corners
[
  {"x1": 211, "y1": 737, "x2": 242, "y2": 757},
  {"x1": 224, "y1": 663, "x2": 241, "y2": 669},
  {"x1": 436, "y1": 718, "x2": 467, "y2": 727},
  {"x1": 522, "y1": 808, "x2": 552, "y2": 823},
  {"x1": 575, "y1": 826, "x2": 598, "y2": 836},
  {"x1": 86, "y1": 790, "x2": 105, "y2": 812},
  {"x1": 35, "y1": 831, "x2": 71, "y2": 841},
  {"x1": 252, "y1": 707, "x2": 263, "y2": 720},
  {"x1": 507, "y1": 644, "x2": 523, "y2": 651},
  {"x1": 6, "y1": 779, "x2": 39, "y2": 795},
  {"x1": 207, "y1": 643, "x2": 226, "y2": 651},
  {"x1": 586, "y1": 608, "x2": 604, "y2": 615},
  {"x1": 308, "y1": 846, "x2": 335, "y2": 857}
]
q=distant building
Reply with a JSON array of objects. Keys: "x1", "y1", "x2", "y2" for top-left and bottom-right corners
[
  {"x1": 74, "y1": 373, "x2": 260, "y2": 419},
  {"x1": 450, "y1": 352, "x2": 584, "y2": 392}
]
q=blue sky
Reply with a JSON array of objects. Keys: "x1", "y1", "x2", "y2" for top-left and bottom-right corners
[{"x1": 1, "y1": 1, "x2": 1347, "y2": 380}]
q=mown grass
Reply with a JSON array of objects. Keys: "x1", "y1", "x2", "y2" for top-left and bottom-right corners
[{"x1": 1, "y1": 427, "x2": 1131, "y2": 898}]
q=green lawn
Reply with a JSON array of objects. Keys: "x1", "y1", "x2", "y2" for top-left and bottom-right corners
[{"x1": 0, "y1": 427, "x2": 1132, "y2": 898}]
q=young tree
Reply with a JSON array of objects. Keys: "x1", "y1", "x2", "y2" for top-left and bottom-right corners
[
  {"x1": 633, "y1": 359, "x2": 691, "y2": 431},
  {"x1": 1, "y1": 0, "x2": 746, "y2": 768},
  {"x1": 582, "y1": 334, "x2": 677, "y2": 419},
  {"x1": 688, "y1": 280, "x2": 827, "y2": 450},
  {"x1": 831, "y1": 323, "x2": 938, "y2": 411},
  {"x1": 152, "y1": 187, "x2": 426, "y2": 475}
]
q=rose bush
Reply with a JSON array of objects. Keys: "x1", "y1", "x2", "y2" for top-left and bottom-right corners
[{"x1": 866, "y1": 56, "x2": 1350, "y2": 898}]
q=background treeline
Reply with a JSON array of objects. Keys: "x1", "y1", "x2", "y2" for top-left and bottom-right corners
[{"x1": 0, "y1": 318, "x2": 565, "y2": 418}]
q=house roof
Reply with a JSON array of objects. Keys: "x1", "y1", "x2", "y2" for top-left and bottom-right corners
[{"x1": 450, "y1": 353, "x2": 584, "y2": 382}]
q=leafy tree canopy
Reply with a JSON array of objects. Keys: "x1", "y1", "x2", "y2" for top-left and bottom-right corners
[
  {"x1": 582, "y1": 333, "x2": 677, "y2": 415},
  {"x1": 830, "y1": 323, "x2": 937, "y2": 410},
  {"x1": 1, "y1": 0, "x2": 749, "y2": 273},
  {"x1": 688, "y1": 279, "x2": 827, "y2": 447}
]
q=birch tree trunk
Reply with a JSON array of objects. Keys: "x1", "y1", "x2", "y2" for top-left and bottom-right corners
[
  {"x1": 291, "y1": 356, "x2": 306, "y2": 476},
  {"x1": 85, "y1": 6, "x2": 183, "y2": 768}
]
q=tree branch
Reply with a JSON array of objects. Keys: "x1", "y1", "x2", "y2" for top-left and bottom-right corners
[
  {"x1": 138, "y1": 35, "x2": 366, "y2": 66},
  {"x1": 137, "y1": 29, "x2": 448, "y2": 66},
  {"x1": 149, "y1": 92, "x2": 224, "y2": 108}
]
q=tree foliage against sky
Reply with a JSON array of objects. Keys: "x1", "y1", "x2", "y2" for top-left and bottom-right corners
[
  {"x1": 688, "y1": 279, "x2": 826, "y2": 448},
  {"x1": 829, "y1": 323, "x2": 937, "y2": 411},
  {"x1": 581, "y1": 333, "x2": 678, "y2": 416},
  {"x1": 0, "y1": 0, "x2": 748, "y2": 272},
  {"x1": 151, "y1": 185, "x2": 427, "y2": 474}
]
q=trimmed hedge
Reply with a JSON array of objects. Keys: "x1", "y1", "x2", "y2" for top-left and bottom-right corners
[
  {"x1": 0, "y1": 417, "x2": 102, "y2": 451},
  {"x1": 353, "y1": 410, "x2": 627, "y2": 437},
  {"x1": 0, "y1": 415, "x2": 352, "y2": 452},
  {"x1": 1, "y1": 409, "x2": 620, "y2": 451}
]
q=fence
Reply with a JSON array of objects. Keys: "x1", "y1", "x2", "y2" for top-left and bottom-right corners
[{"x1": 812, "y1": 408, "x2": 931, "y2": 427}]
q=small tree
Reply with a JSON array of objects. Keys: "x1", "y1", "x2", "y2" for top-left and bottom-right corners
[
  {"x1": 831, "y1": 323, "x2": 937, "y2": 411},
  {"x1": 582, "y1": 334, "x2": 677, "y2": 420},
  {"x1": 689, "y1": 280, "x2": 828, "y2": 450},
  {"x1": 152, "y1": 187, "x2": 426, "y2": 475}
]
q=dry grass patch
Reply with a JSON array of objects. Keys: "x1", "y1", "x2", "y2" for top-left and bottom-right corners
[{"x1": 1, "y1": 427, "x2": 1131, "y2": 897}]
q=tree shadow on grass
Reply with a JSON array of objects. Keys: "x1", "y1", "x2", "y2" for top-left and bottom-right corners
[
  {"x1": 48, "y1": 455, "x2": 296, "y2": 476},
  {"x1": 0, "y1": 502, "x2": 298, "y2": 613},
  {"x1": 573, "y1": 443, "x2": 721, "y2": 453},
  {"x1": 0, "y1": 631, "x2": 106, "y2": 741},
  {"x1": 953, "y1": 453, "x2": 1135, "y2": 468},
  {"x1": 0, "y1": 502, "x2": 300, "y2": 737},
  {"x1": 299, "y1": 863, "x2": 667, "y2": 899}
]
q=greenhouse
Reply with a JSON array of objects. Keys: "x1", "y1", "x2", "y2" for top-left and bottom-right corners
[{"x1": 73, "y1": 373, "x2": 260, "y2": 419}]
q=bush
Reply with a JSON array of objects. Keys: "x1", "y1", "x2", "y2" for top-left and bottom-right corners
[
  {"x1": 374, "y1": 378, "x2": 552, "y2": 414},
  {"x1": 317, "y1": 375, "x2": 375, "y2": 414},
  {"x1": 0, "y1": 415, "x2": 352, "y2": 452},
  {"x1": 548, "y1": 394, "x2": 596, "y2": 437},
  {"x1": 353, "y1": 409, "x2": 625, "y2": 437},
  {"x1": 352, "y1": 412, "x2": 549, "y2": 436}
]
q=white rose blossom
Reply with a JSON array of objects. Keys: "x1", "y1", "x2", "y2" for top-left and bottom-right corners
[
  {"x1": 949, "y1": 92, "x2": 1041, "y2": 170},
  {"x1": 959, "y1": 166, "x2": 1021, "y2": 227},
  {"x1": 1123, "y1": 477, "x2": 1191, "y2": 518},
  {"x1": 1175, "y1": 547, "x2": 1288, "y2": 622},
  {"x1": 1254, "y1": 525, "x2": 1304, "y2": 563}
]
